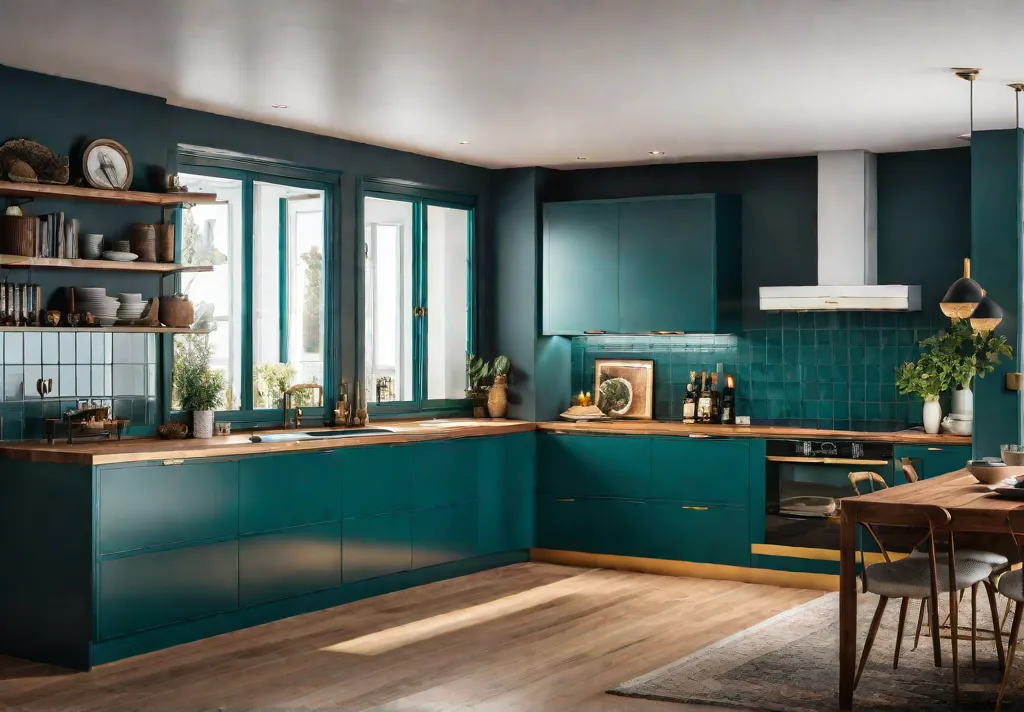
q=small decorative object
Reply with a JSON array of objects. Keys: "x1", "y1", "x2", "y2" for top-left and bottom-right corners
[
  {"x1": 129, "y1": 223, "x2": 157, "y2": 262},
  {"x1": 159, "y1": 293, "x2": 195, "y2": 328},
  {"x1": 156, "y1": 224, "x2": 175, "y2": 263},
  {"x1": 966, "y1": 459, "x2": 1024, "y2": 485},
  {"x1": 215, "y1": 422, "x2": 232, "y2": 436},
  {"x1": 111, "y1": 239, "x2": 131, "y2": 253},
  {"x1": 172, "y1": 334, "x2": 225, "y2": 439},
  {"x1": 5, "y1": 205, "x2": 22, "y2": 216},
  {"x1": 466, "y1": 354, "x2": 491, "y2": 418},
  {"x1": 941, "y1": 414, "x2": 972, "y2": 436},
  {"x1": 166, "y1": 174, "x2": 187, "y2": 193},
  {"x1": 157, "y1": 423, "x2": 189, "y2": 440},
  {"x1": 375, "y1": 376, "x2": 395, "y2": 403},
  {"x1": 80, "y1": 233, "x2": 104, "y2": 260},
  {"x1": 45, "y1": 310, "x2": 60, "y2": 327},
  {"x1": 0, "y1": 139, "x2": 70, "y2": 185},
  {"x1": 575, "y1": 391, "x2": 594, "y2": 407},
  {"x1": 1003, "y1": 444, "x2": 1024, "y2": 466},
  {"x1": 81, "y1": 138, "x2": 133, "y2": 190},
  {"x1": 895, "y1": 353, "x2": 949, "y2": 434},
  {"x1": 66, "y1": 312, "x2": 81, "y2": 327},
  {"x1": 559, "y1": 403, "x2": 608, "y2": 422},
  {"x1": 487, "y1": 355, "x2": 510, "y2": 418},
  {"x1": 137, "y1": 297, "x2": 160, "y2": 326},
  {"x1": 1, "y1": 215, "x2": 38, "y2": 256},
  {"x1": 595, "y1": 359, "x2": 654, "y2": 419},
  {"x1": 101, "y1": 250, "x2": 138, "y2": 262}
]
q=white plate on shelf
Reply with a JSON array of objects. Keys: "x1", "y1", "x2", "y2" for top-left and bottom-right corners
[{"x1": 101, "y1": 251, "x2": 139, "y2": 262}]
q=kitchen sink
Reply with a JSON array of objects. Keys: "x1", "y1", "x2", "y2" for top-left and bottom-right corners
[{"x1": 249, "y1": 427, "x2": 396, "y2": 443}]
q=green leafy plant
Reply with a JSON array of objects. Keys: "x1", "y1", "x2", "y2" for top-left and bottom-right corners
[
  {"x1": 466, "y1": 353, "x2": 491, "y2": 397},
  {"x1": 491, "y1": 355, "x2": 510, "y2": 382},
  {"x1": 598, "y1": 376, "x2": 632, "y2": 413},
  {"x1": 895, "y1": 351, "x2": 950, "y2": 402},
  {"x1": 172, "y1": 334, "x2": 225, "y2": 412},
  {"x1": 919, "y1": 319, "x2": 1013, "y2": 390},
  {"x1": 301, "y1": 246, "x2": 322, "y2": 353},
  {"x1": 253, "y1": 362, "x2": 319, "y2": 409}
]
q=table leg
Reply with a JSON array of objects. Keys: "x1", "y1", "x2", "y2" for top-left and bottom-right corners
[{"x1": 839, "y1": 506, "x2": 857, "y2": 711}]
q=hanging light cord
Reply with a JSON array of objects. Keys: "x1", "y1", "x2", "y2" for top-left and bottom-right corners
[{"x1": 971, "y1": 77, "x2": 975, "y2": 134}]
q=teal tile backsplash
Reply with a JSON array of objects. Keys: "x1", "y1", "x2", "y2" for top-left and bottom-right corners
[
  {"x1": 0, "y1": 331, "x2": 158, "y2": 440},
  {"x1": 571, "y1": 311, "x2": 946, "y2": 430}
]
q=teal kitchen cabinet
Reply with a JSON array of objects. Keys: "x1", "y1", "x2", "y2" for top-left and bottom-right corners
[
  {"x1": 342, "y1": 512, "x2": 413, "y2": 583},
  {"x1": 98, "y1": 459, "x2": 239, "y2": 555},
  {"x1": 341, "y1": 444, "x2": 414, "y2": 517},
  {"x1": 542, "y1": 200, "x2": 620, "y2": 334},
  {"x1": 97, "y1": 540, "x2": 239, "y2": 640},
  {"x1": 537, "y1": 433, "x2": 651, "y2": 499},
  {"x1": 895, "y1": 444, "x2": 972, "y2": 483},
  {"x1": 535, "y1": 496, "x2": 589, "y2": 552},
  {"x1": 412, "y1": 502, "x2": 478, "y2": 569},
  {"x1": 239, "y1": 451, "x2": 342, "y2": 533},
  {"x1": 648, "y1": 501, "x2": 750, "y2": 567},
  {"x1": 584, "y1": 498, "x2": 649, "y2": 557},
  {"x1": 649, "y1": 437, "x2": 750, "y2": 506},
  {"x1": 478, "y1": 434, "x2": 536, "y2": 555},
  {"x1": 542, "y1": 194, "x2": 741, "y2": 335},
  {"x1": 413, "y1": 440, "x2": 480, "y2": 511},
  {"x1": 239, "y1": 521, "x2": 342, "y2": 606}
]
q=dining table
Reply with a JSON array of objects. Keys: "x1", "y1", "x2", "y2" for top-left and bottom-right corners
[{"x1": 839, "y1": 468, "x2": 1023, "y2": 710}]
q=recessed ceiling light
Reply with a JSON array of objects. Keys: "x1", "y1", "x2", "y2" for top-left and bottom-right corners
[
  {"x1": 271, "y1": 103, "x2": 288, "y2": 109},
  {"x1": 576, "y1": 157, "x2": 587, "y2": 161},
  {"x1": 459, "y1": 140, "x2": 471, "y2": 145},
  {"x1": 649, "y1": 151, "x2": 665, "y2": 156}
]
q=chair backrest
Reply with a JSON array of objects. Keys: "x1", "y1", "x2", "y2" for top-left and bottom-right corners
[
  {"x1": 901, "y1": 458, "x2": 920, "y2": 484},
  {"x1": 1004, "y1": 508, "x2": 1024, "y2": 600},
  {"x1": 854, "y1": 501, "x2": 952, "y2": 598},
  {"x1": 849, "y1": 471, "x2": 889, "y2": 496}
]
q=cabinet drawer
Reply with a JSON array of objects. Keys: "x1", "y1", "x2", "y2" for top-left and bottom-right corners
[
  {"x1": 412, "y1": 502, "x2": 478, "y2": 569},
  {"x1": 413, "y1": 440, "x2": 479, "y2": 510},
  {"x1": 97, "y1": 540, "x2": 238, "y2": 639},
  {"x1": 342, "y1": 512, "x2": 412, "y2": 583},
  {"x1": 895, "y1": 445, "x2": 971, "y2": 483},
  {"x1": 341, "y1": 444, "x2": 413, "y2": 517},
  {"x1": 239, "y1": 451, "x2": 341, "y2": 533},
  {"x1": 649, "y1": 438, "x2": 749, "y2": 506},
  {"x1": 535, "y1": 496, "x2": 590, "y2": 552},
  {"x1": 648, "y1": 501, "x2": 750, "y2": 567},
  {"x1": 478, "y1": 434, "x2": 536, "y2": 554},
  {"x1": 534, "y1": 496, "x2": 647, "y2": 557},
  {"x1": 98, "y1": 460, "x2": 239, "y2": 555},
  {"x1": 239, "y1": 522, "x2": 342, "y2": 607},
  {"x1": 537, "y1": 433, "x2": 650, "y2": 499}
]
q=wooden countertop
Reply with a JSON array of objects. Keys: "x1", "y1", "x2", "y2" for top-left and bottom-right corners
[
  {"x1": 0, "y1": 419, "x2": 536, "y2": 466},
  {"x1": 535, "y1": 420, "x2": 971, "y2": 446}
]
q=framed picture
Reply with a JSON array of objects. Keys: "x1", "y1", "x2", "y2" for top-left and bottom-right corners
[{"x1": 594, "y1": 359, "x2": 654, "y2": 419}]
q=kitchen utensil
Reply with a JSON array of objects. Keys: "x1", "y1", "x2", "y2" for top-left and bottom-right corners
[
  {"x1": 967, "y1": 461, "x2": 1024, "y2": 485},
  {"x1": 129, "y1": 224, "x2": 157, "y2": 262},
  {"x1": 941, "y1": 415, "x2": 972, "y2": 436},
  {"x1": 36, "y1": 378, "x2": 52, "y2": 397}
]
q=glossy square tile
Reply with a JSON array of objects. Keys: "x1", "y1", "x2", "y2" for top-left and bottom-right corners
[
  {"x1": 23, "y1": 332, "x2": 41, "y2": 364},
  {"x1": 4, "y1": 333, "x2": 23, "y2": 364},
  {"x1": 76, "y1": 366, "x2": 92, "y2": 397},
  {"x1": 41, "y1": 333, "x2": 58, "y2": 365},
  {"x1": 4, "y1": 366, "x2": 24, "y2": 401},
  {"x1": 58, "y1": 365, "x2": 76, "y2": 397},
  {"x1": 59, "y1": 332, "x2": 76, "y2": 364},
  {"x1": 112, "y1": 365, "x2": 145, "y2": 396},
  {"x1": 93, "y1": 365, "x2": 110, "y2": 397},
  {"x1": 75, "y1": 333, "x2": 92, "y2": 364}
]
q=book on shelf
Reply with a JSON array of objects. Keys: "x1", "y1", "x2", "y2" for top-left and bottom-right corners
[{"x1": 27, "y1": 212, "x2": 79, "y2": 259}]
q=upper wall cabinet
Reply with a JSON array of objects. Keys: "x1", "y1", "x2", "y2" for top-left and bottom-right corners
[{"x1": 542, "y1": 194, "x2": 741, "y2": 335}]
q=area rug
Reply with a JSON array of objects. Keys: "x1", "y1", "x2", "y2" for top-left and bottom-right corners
[{"x1": 610, "y1": 591, "x2": 1024, "y2": 711}]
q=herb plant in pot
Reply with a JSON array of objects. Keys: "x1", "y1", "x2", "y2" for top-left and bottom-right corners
[
  {"x1": 466, "y1": 354, "x2": 491, "y2": 418},
  {"x1": 919, "y1": 319, "x2": 1012, "y2": 420},
  {"x1": 895, "y1": 351, "x2": 950, "y2": 435},
  {"x1": 173, "y1": 334, "x2": 225, "y2": 438},
  {"x1": 487, "y1": 355, "x2": 511, "y2": 418}
]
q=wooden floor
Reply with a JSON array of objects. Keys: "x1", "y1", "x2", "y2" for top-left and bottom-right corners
[{"x1": 0, "y1": 563, "x2": 822, "y2": 711}]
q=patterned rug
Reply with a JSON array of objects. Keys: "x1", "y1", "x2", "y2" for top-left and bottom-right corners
[{"x1": 610, "y1": 591, "x2": 1024, "y2": 711}]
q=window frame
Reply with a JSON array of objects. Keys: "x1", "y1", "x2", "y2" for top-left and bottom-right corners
[
  {"x1": 360, "y1": 180, "x2": 477, "y2": 417},
  {"x1": 167, "y1": 151, "x2": 340, "y2": 427}
]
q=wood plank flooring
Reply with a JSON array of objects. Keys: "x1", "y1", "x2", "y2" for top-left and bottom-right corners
[{"x1": 0, "y1": 563, "x2": 822, "y2": 711}]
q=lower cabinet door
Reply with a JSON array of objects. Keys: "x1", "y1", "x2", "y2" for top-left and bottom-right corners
[
  {"x1": 98, "y1": 540, "x2": 239, "y2": 640},
  {"x1": 648, "y1": 502, "x2": 750, "y2": 567},
  {"x1": 478, "y1": 434, "x2": 535, "y2": 555},
  {"x1": 535, "y1": 496, "x2": 589, "y2": 552},
  {"x1": 583, "y1": 498, "x2": 649, "y2": 557},
  {"x1": 412, "y1": 503, "x2": 478, "y2": 569},
  {"x1": 239, "y1": 522, "x2": 342, "y2": 607},
  {"x1": 895, "y1": 445, "x2": 971, "y2": 482},
  {"x1": 342, "y1": 512, "x2": 413, "y2": 583}
]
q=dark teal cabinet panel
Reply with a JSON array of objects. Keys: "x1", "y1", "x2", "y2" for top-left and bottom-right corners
[
  {"x1": 239, "y1": 451, "x2": 342, "y2": 533},
  {"x1": 342, "y1": 512, "x2": 413, "y2": 583},
  {"x1": 583, "y1": 498, "x2": 649, "y2": 557},
  {"x1": 98, "y1": 460, "x2": 239, "y2": 555},
  {"x1": 341, "y1": 444, "x2": 414, "y2": 517},
  {"x1": 542, "y1": 201, "x2": 620, "y2": 334},
  {"x1": 413, "y1": 440, "x2": 479, "y2": 510},
  {"x1": 894, "y1": 444, "x2": 971, "y2": 483},
  {"x1": 649, "y1": 438, "x2": 750, "y2": 506},
  {"x1": 537, "y1": 433, "x2": 650, "y2": 499},
  {"x1": 478, "y1": 434, "x2": 535, "y2": 554},
  {"x1": 239, "y1": 522, "x2": 342, "y2": 607},
  {"x1": 617, "y1": 197, "x2": 716, "y2": 333},
  {"x1": 535, "y1": 496, "x2": 588, "y2": 552},
  {"x1": 97, "y1": 540, "x2": 238, "y2": 639},
  {"x1": 412, "y1": 503, "x2": 478, "y2": 569},
  {"x1": 648, "y1": 502, "x2": 750, "y2": 567}
]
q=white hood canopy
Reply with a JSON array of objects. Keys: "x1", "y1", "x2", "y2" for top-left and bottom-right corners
[{"x1": 759, "y1": 150, "x2": 921, "y2": 311}]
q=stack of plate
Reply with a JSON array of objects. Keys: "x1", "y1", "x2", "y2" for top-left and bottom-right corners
[
  {"x1": 116, "y1": 293, "x2": 146, "y2": 322},
  {"x1": 75, "y1": 287, "x2": 119, "y2": 326}
]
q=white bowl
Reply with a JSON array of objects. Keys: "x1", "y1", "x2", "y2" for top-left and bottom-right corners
[{"x1": 117, "y1": 293, "x2": 143, "y2": 303}]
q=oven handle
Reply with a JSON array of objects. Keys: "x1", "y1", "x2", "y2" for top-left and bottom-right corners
[{"x1": 766, "y1": 456, "x2": 890, "y2": 466}]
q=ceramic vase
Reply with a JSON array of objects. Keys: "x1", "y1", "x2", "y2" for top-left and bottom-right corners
[
  {"x1": 193, "y1": 410, "x2": 214, "y2": 439},
  {"x1": 923, "y1": 398, "x2": 942, "y2": 435},
  {"x1": 487, "y1": 376, "x2": 508, "y2": 418},
  {"x1": 951, "y1": 386, "x2": 974, "y2": 418}
]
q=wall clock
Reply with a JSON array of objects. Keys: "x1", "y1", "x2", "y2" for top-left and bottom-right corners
[{"x1": 82, "y1": 138, "x2": 133, "y2": 190}]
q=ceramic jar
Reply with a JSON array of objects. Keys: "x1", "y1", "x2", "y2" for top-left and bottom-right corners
[
  {"x1": 487, "y1": 376, "x2": 508, "y2": 418},
  {"x1": 192, "y1": 410, "x2": 214, "y2": 439},
  {"x1": 923, "y1": 398, "x2": 942, "y2": 435}
]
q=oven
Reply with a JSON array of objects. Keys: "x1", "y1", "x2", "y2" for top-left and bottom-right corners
[{"x1": 765, "y1": 439, "x2": 894, "y2": 551}]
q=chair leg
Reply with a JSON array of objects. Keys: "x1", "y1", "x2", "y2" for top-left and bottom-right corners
[
  {"x1": 914, "y1": 598, "x2": 927, "y2": 650},
  {"x1": 997, "y1": 600, "x2": 1024, "y2": 712},
  {"x1": 986, "y1": 580, "x2": 1007, "y2": 672},
  {"x1": 894, "y1": 597, "x2": 910, "y2": 670},
  {"x1": 931, "y1": 594, "x2": 943, "y2": 668},
  {"x1": 950, "y1": 587, "x2": 960, "y2": 704},
  {"x1": 942, "y1": 588, "x2": 966, "y2": 629},
  {"x1": 856, "y1": 596, "x2": 889, "y2": 689},
  {"x1": 972, "y1": 582, "x2": 978, "y2": 671},
  {"x1": 1004, "y1": 597, "x2": 1013, "y2": 631}
]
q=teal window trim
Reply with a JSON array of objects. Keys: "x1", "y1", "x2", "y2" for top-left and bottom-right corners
[{"x1": 361, "y1": 182, "x2": 477, "y2": 417}]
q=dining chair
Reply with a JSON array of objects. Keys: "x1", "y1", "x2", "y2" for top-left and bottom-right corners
[
  {"x1": 901, "y1": 457, "x2": 919, "y2": 484},
  {"x1": 994, "y1": 509, "x2": 1024, "y2": 711},
  {"x1": 853, "y1": 501, "x2": 996, "y2": 704}
]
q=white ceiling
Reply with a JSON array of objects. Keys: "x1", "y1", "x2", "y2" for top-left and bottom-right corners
[{"x1": 2, "y1": 0, "x2": 1024, "y2": 169}]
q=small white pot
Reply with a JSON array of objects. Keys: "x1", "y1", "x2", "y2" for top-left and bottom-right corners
[
  {"x1": 193, "y1": 410, "x2": 215, "y2": 439},
  {"x1": 923, "y1": 399, "x2": 942, "y2": 435},
  {"x1": 951, "y1": 386, "x2": 974, "y2": 418}
]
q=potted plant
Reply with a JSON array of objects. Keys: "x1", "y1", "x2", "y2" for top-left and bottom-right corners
[
  {"x1": 173, "y1": 334, "x2": 225, "y2": 438},
  {"x1": 895, "y1": 351, "x2": 950, "y2": 434},
  {"x1": 487, "y1": 355, "x2": 511, "y2": 418},
  {"x1": 466, "y1": 354, "x2": 491, "y2": 418},
  {"x1": 919, "y1": 319, "x2": 1012, "y2": 418}
]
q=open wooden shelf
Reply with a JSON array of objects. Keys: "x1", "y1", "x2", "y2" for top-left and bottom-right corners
[
  {"x1": 0, "y1": 180, "x2": 216, "y2": 206},
  {"x1": 0, "y1": 326, "x2": 209, "y2": 334},
  {"x1": 0, "y1": 255, "x2": 213, "y2": 274}
]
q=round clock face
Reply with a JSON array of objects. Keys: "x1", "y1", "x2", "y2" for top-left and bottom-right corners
[{"x1": 84, "y1": 141, "x2": 132, "y2": 189}]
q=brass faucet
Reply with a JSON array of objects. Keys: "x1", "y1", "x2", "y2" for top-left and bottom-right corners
[{"x1": 282, "y1": 383, "x2": 324, "y2": 429}]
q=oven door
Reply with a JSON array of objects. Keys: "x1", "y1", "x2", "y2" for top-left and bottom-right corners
[{"x1": 765, "y1": 455, "x2": 892, "y2": 550}]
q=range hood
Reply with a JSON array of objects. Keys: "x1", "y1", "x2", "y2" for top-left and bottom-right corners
[{"x1": 759, "y1": 150, "x2": 920, "y2": 311}]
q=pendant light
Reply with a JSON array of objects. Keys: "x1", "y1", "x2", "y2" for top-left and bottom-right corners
[
  {"x1": 970, "y1": 294, "x2": 1004, "y2": 334},
  {"x1": 955, "y1": 68, "x2": 981, "y2": 140},
  {"x1": 940, "y1": 257, "x2": 984, "y2": 319}
]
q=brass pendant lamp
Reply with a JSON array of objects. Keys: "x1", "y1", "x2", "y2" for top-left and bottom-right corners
[{"x1": 940, "y1": 257, "x2": 984, "y2": 320}]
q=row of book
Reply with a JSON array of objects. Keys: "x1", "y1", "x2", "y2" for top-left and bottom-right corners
[{"x1": 32, "y1": 213, "x2": 81, "y2": 259}]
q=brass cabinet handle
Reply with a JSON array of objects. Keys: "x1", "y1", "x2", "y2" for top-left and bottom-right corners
[
  {"x1": 414, "y1": 306, "x2": 428, "y2": 317},
  {"x1": 162, "y1": 459, "x2": 184, "y2": 466},
  {"x1": 766, "y1": 456, "x2": 889, "y2": 466},
  {"x1": 556, "y1": 498, "x2": 575, "y2": 502},
  {"x1": 681, "y1": 505, "x2": 709, "y2": 511},
  {"x1": 928, "y1": 447, "x2": 943, "y2": 451}
]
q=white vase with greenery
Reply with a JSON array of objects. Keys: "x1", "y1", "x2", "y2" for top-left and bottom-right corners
[
  {"x1": 173, "y1": 334, "x2": 225, "y2": 439},
  {"x1": 920, "y1": 320, "x2": 1012, "y2": 419},
  {"x1": 896, "y1": 353, "x2": 949, "y2": 435}
]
